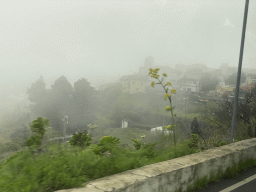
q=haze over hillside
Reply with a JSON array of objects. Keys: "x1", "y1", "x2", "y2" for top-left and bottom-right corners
[{"x1": 0, "y1": 0, "x2": 256, "y2": 118}]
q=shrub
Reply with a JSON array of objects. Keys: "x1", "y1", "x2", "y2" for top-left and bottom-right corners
[
  {"x1": 131, "y1": 135, "x2": 146, "y2": 150},
  {"x1": 96, "y1": 136, "x2": 120, "y2": 155},
  {"x1": 219, "y1": 140, "x2": 227, "y2": 146},
  {"x1": 69, "y1": 131, "x2": 92, "y2": 148},
  {"x1": 188, "y1": 134, "x2": 200, "y2": 150}
]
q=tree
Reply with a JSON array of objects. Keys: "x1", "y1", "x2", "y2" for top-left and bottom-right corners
[
  {"x1": 26, "y1": 117, "x2": 50, "y2": 155},
  {"x1": 27, "y1": 75, "x2": 47, "y2": 104},
  {"x1": 68, "y1": 130, "x2": 92, "y2": 148},
  {"x1": 191, "y1": 117, "x2": 201, "y2": 135},
  {"x1": 26, "y1": 75, "x2": 48, "y2": 116},
  {"x1": 47, "y1": 76, "x2": 73, "y2": 132},
  {"x1": 225, "y1": 72, "x2": 246, "y2": 86},
  {"x1": 205, "y1": 85, "x2": 256, "y2": 140},
  {"x1": 98, "y1": 83, "x2": 122, "y2": 115},
  {"x1": 199, "y1": 73, "x2": 219, "y2": 93},
  {"x1": 69, "y1": 78, "x2": 98, "y2": 132}
]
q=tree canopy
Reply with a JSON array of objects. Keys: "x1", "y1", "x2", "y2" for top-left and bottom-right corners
[
  {"x1": 199, "y1": 73, "x2": 219, "y2": 93},
  {"x1": 225, "y1": 72, "x2": 246, "y2": 86}
]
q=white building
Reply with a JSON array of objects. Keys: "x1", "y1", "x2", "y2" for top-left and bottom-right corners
[
  {"x1": 150, "y1": 126, "x2": 173, "y2": 136},
  {"x1": 122, "y1": 120, "x2": 128, "y2": 128}
]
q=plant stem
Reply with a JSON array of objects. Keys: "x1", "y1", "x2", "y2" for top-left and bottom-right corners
[{"x1": 158, "y1": 78, "x2": 177, "y2": 146}]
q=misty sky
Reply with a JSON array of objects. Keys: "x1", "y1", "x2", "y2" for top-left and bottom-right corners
[{"x1": 0, "y1": 0, "x2": 256, "y2": 103}]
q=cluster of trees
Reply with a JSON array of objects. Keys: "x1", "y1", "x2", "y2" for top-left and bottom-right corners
[
  {"x1": 197, "y1": 85, "x2": 256, "y2": 140},
  {"x1": 24, "y1": 75, "x2": 171, "y2": 138},
  {"x1": 199, "y1": 72, "x2": 247, "y2": 94},
  {"x1": 225, "y1": 72, "x2": 246, "y2": 86},
  {"x1": 7, "y1": 71, "x2": 256, "y2": 150},
  {"x1": 199, "y1": 73, "x2": 219, "y2": 93},
  {"x1": 26, "y1": 75, "x2": 98, "y2": 135}
]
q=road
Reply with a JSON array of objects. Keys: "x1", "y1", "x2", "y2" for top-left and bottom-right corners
[{"x1": 196, "y1": 166, "x2": 256, "y2": 192}]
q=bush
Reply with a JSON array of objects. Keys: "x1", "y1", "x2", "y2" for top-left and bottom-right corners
[
  {"x1": 131, "y1": 138, "x2": 144, "y2": 150},
  {"x1": 219, "y1": 140, "x2": 227, "y2": 146},
  {"x1": 69, "y1": 131, "x2": 92, "y2": 148},
  {"x1": 26, "y1": 135, "x2": 42, "y2": 148},
  {"x1": 188, "y1": 134, "x2": 200, "y2": 150},
  {"x1": 97, "y1": 136, "x2": 120, "y2": 155}
]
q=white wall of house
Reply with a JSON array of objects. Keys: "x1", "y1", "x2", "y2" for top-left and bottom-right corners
[
  {"x1": 122, "y1": 120, "x2": 128, "y2": 128},
  {"x1": 150, "y1": 127, "x2": 173, "y2": 136},
  {"x1": 179, "y1": 82, "x2": 199, "y2": 92}
]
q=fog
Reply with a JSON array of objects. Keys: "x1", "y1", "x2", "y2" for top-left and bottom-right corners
[{"x1": 0, "y1": 0, "x2": 256, "y2": 130}]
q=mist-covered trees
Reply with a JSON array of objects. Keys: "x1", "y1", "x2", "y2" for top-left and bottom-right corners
[
  {"x1": 26, "y1": 75, "x2": 48, "y2": 116},
  {"x1": 225, "y1": 72, "x2": 246, "y2": 86},
  {"x1": 70, "y1": 78, "x2": 98, "y2": 132},
  {"x1": 47, "y1": 76, "x2": 74, "y2": 132},
  {"x1": 201, "y1": 85, "x2": 256, "y2": 140},
  {"x1": 199, "y1": 73, "x2": 219, "y2": 93},
  {"x1": 26, "y1": 76, "x2": 98, "y2": 135}
]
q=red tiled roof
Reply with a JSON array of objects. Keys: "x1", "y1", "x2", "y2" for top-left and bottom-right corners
[{"x1": 240, "y1": 83, "x2": 255, "y2": 91}]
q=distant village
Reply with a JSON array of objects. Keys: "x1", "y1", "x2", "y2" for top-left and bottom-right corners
[{"x1": 98, "y1": 56, "x2": 256, "y2": 100}]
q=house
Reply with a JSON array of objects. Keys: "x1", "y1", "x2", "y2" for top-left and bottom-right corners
[
  {"x1": 120, "y1": 75, "x2": 148, "y2": 94},
  {"x1": 177, "y1": 78, "x2": 200, "y2": 92},
  {"x1": 239, "y1": 83, "x2": 256, "y2": 97},
  {"x1": 150, "y1": 127, "x2": 173, "y2": 136},
  {"x1": 98, "y1": 83, "x2": 122, "y2": 91}
]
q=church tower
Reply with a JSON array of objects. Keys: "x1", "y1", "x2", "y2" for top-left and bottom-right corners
[{"x1": 144, "y1": 56, "x2": 154, "y2": 67}]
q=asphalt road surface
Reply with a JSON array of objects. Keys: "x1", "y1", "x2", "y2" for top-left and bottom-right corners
[{"x1": 196, "y1": 166, "x2": 256, "y2": 192}]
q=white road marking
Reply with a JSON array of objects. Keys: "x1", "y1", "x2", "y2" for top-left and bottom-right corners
[{"x1": 220, "y1": 174, "x2": 256, "y2": 192}]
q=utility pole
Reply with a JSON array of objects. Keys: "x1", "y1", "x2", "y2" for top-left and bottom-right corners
[
  {"x1": 230, "y1": 0, "x2": 249, "y2": 144},
  {"x1": 62, "y1": 115, "x2": 68, "y2": 142}
]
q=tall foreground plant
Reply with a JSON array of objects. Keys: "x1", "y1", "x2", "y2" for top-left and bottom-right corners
[
  {"x1": 149, "y1": 68, "x2": 177, "y2": 146},
  {"x1": 26, "y1": 117, "x2": 50, "y2": 154}
]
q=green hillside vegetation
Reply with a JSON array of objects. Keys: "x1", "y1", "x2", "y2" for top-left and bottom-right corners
[
  {"x1": 0, "y1": 130, "x2": 200, "y2": 192},
  {"x1": 1, "y1": 68, "x2": 256, "y2": 191}
]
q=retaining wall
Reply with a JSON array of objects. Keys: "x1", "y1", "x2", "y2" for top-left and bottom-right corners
[{"x1": 55, "y1": 138, "x2": 256, "y2": 192}]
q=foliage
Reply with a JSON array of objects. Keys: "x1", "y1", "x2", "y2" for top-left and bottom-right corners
[
  {"x1": 69, "y1": 131, "x2": 92, "y2": 148},
  {"x1": 138, "y1": 142, "x2": 158, "y2": 158},
  {"x1": 30, "y1": 117, "x2": 49, "y2": 137},
  {"x1": 188, "y1": 134, "x2": 200, "y2": 150},
  {"x1": 25, "y1": 117, "x2": 50, "y2": 155},
  {"x1": 26, "y1": 75, "x2": 98, "y2": 134},
  {"x1": 199, "y1": 73, "x2": 219, "y2": 93},
  {"x1": 225, "y1": 72, "x2": 246, "y2": 86},
  {"x1": 25, "y1": 135, "x2": 42, "y2": 148},
  {"x1": 131, "y1": 135, "x2": 146, "y2": 150},
  {"x1": 1, "y1": 125, "x2": 251, "y2": 192},
  {"x1": 96, "y1": 136, "x2": 120, "y2": 155},
  {"x1": 26, "y1": 75, "x2": 47, "y2": 103},
  {"x1": 219, "y1": 140, "x2": 227, "y2": 146}
]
